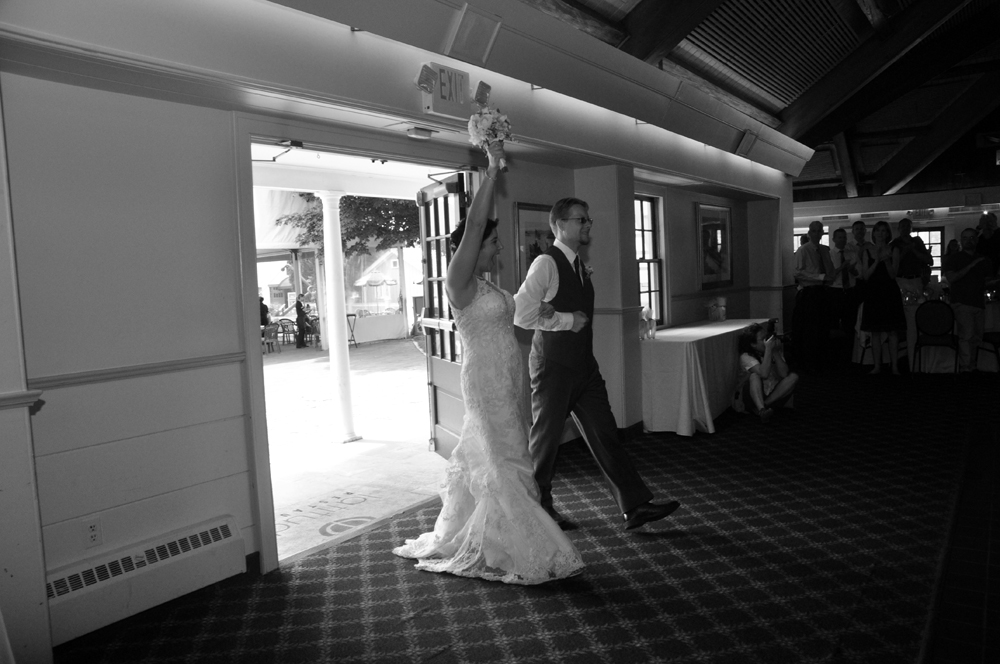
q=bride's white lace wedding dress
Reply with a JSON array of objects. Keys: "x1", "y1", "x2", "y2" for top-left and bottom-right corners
[{"x1": 393, "y1": 278, "x2": 584, "y2": 584}]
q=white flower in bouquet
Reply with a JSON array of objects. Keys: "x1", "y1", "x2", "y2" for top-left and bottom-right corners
[{"x1": 468, "y1": 105, "x2": 512, "y2": 171}]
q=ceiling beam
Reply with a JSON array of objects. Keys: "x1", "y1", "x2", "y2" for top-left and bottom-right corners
[
  {"x1": 853, "y1": 127, "x2": 929, "y2": 141},
  {"x1": 797, "y1": 2, "x2": 1000, "y2": 147},
  {"x1": 875, "y1": 70, "x2": 1000, "y2": 195},
  {"x1": 620, "y1": 0, "x2": 727, "y2": 64},
  {"x1": 521, "y1": 0, "x2": 626, "y2": 46},
  {"x1": 833, "y1": 133, "x2": 859, "y2": 198},
  {"x1": 853, "y1": 0, "x2": 889, "y2": 30},
  {"x1": 778, "y1": 0, "x2": 973, "y2": 142},
  {"x1": 828, "y1": 0, "x2": 876, "y2": 39},
  {"x1": 657, "y1": 59, "x2": 780, "y2": 128}
]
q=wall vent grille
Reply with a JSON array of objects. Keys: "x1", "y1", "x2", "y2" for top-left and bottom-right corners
[
  {"x1": 821, "y1": 215, "x2": 849, "y2": 221},
  {"x1": 46, "y1": 523, "x2": 233, "y2": 600},
  {"x1": 860, "y1": 212, "x2": 889, "y2": 219}
]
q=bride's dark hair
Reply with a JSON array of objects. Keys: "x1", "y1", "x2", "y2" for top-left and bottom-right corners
[{"x1": 450, "y1": 217, "x2": 499, "y2": 252}]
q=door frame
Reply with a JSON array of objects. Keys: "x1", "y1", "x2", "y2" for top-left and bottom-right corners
[{"x1": 233, "y1": 113, "x2": 477, "y2": 573}]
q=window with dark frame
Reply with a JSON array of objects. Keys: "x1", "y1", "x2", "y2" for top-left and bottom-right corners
[
  {"x1": 634, "y1": 195, "x2": 663, "y2": 324},
  {"x1": 911, "y1": 227, "x2": 943, "y2": 281}
]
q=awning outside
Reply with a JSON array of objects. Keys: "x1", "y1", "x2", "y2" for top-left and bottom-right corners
[{"x1": 253, "y1": 189, "x2": 317, "y2": 255}]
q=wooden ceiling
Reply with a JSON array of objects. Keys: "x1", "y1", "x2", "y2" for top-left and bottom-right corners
[{"x1": 517, "y1": 0, "x2": 1000, "y2": 201}]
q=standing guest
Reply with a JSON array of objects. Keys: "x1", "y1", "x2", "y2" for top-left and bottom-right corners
[
  {"x1": 891, "y1": 218, "x2": 933, "y2": 370},
  {"x1": 294, "y1": 299, "x2": 308, "y2": 348},
  {"x1": 792, "y1": 221, "x2": 834, "y2": 374},
  {"x1": 514, "y1": 197, "x2": 681, "y2": 531},
  {"x1": 259, "y1": 296, "x2": 270, "y2": 338},
  {"x1": 846, "y1": 222, "x2": 872, "y2": 365},
  {"x1": 394, "y1": 144, "x2": 584, "y2": 585},
  {"x1": 976, "y1": 212, "x2": 1000, "y2": 277},
  {"x1": 945, "y1": 238, "x2": 960, "y2": 258},
  {"x1": 828, "y1": 228, "x2": 858, "y2": 368},
  {"x1": 733, "y1": 323, "x2": 798, "y2": 423},
  {"x1": 799, "y1": 233, "x2": 809, "y2": 247},
  {"x1": 944, "y1": 228, "x2": 997, "y2": 373},
  {"x1": 860, "y1": 221, "x2": 906, "y2": 375}
]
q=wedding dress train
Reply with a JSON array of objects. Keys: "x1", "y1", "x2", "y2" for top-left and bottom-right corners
[{"x1": 393, "y1": 278, "x2": 584, "y2": 584}]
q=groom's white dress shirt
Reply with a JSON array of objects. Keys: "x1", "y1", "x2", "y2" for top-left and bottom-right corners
[{"x1": 514, "y1": 239, "x2": 579, "y2": 331}]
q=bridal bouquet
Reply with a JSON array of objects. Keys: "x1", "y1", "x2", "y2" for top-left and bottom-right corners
[{"x1": 468, "y1": 105, "x2": 512, "y2": 172}]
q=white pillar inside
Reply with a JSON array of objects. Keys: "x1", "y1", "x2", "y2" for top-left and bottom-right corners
[{"x1": 317, "y1": 190, "x2": 360, "y2": 442}]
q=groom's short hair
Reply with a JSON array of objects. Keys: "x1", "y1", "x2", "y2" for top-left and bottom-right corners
[{"x1": 550, "y1": 197, "x2": 588, "y2": 234}]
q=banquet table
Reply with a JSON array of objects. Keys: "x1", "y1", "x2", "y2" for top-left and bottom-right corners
[{"x1": 641, "y1": 318, "x2": 767, "y2": 436}]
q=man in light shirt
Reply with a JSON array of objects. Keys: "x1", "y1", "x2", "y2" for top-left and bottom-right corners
[
  {"x1": 828, "y1": 228, "x2": 859, "y2": 369},
  {"x1": 792, "y1": 221, "x2": 837, "y2": 374},
  {"x1": 514, "y1": 197, "x2": 680, "y2": 532}
]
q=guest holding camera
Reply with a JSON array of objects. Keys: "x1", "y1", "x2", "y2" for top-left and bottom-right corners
[{"x1": 733, "y1": 323, "x2": 799, "y2": 424}]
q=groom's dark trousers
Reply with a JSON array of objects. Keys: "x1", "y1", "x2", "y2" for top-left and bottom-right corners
[{"x1": 527, "y1": 247, "x2": 653, "y2": 517}]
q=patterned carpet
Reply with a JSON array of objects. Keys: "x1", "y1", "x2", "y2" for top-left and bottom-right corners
[{"x1": 54, "y1": 372, "x2": 987, "y2": 664}]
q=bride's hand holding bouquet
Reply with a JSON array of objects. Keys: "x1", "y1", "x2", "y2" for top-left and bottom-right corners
[{"x1": 468, "y1": 105, "x2": 512, "y2": 172}]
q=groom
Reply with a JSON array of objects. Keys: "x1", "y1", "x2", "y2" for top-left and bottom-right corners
[{"x1": 514, "y1": 197, "x2": 681, "y2": 530}]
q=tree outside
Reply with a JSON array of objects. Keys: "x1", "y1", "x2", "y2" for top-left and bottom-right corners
[{"x1": 276, "y1": 194, "x2": 421, "y2": 306}]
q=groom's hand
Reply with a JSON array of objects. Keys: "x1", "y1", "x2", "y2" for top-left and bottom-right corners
[
  {"x1": 538, "y1": 301, "x2": 556, "y2": 319},
  {"x1": 571, "y1": 311, "x2": 589, "y2": 332}
]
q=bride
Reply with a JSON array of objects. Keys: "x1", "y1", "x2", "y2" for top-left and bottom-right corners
[{"x1": 392, "y1": 143, "x2": 584, "y2": 584}]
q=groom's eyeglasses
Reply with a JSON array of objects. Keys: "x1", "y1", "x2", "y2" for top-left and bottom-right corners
[{"x1": 562, "y1": 216, "x2": 594, "y2": 225}]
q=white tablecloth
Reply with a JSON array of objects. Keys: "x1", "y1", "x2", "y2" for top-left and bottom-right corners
[
  {"x1": 641, "y1": 319, "x2": 768, "y2": 436},
  {"x1": 348, "y1": 313, "x2": 408, "y2": 344}
]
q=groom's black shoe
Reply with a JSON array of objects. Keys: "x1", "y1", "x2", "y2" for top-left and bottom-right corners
[{"x1": 624, "y1": 500, "x2": 681, "y2": 530}]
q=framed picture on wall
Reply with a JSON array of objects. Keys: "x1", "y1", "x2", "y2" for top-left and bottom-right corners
[
  {"x1": 697, "y1": 203, "x2": 732, "y2": 290},
  {"x1": 514, "y1": 202, "x2": 553, "y2": 283}
]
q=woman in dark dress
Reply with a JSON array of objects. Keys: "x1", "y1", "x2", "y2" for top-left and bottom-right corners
[
  {"x1": 294, "y1": 299, "x2": 308, "y2": 348},
  {"x1": 860, "y1": 220, "x2": 906, "y2": 374}
]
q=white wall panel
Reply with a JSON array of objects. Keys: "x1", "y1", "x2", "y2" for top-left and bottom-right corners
[
  {"x1": 35, "y1": 417, "x2": 248, "y2": 524},
  {"x1": 1, "y1": 73, "x2": 242, "y2": 378},
  {"x1": 42, "y1": 472, "x2": 254, "y2": 570},
  {"x1": 32, "y1": 363, "x2": 245, "y2": 457}
]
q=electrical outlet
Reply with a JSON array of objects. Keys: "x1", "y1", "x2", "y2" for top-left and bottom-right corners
[{"x1": 82, "y1": 516, "x2": 103, "y2": 548}]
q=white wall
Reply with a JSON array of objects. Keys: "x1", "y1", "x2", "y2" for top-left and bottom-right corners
[
  {"x1": 0, "y1": 73, "x2": 53, "y2": 664},
  {"x1": 2, "y1": 73, "x2": 254, "y2": 641}
]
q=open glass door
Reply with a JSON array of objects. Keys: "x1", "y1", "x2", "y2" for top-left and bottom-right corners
[{"x1": 417, "y1": 172, "x2": 471, "y2": 459}]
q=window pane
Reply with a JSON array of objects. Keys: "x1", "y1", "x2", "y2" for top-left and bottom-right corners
[
  {"x1": 639, "y1": 264, "x2": 649, "y2": 290},
  {"x1": 635, "y1": 233, "x2": 644, "y2": 257},
  {"x1": 644, "y1": 231, "x2": 653, "y2": 258}
]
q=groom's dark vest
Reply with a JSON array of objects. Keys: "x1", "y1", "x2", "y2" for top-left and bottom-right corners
[{"x1": 532, "y1": 247, "x2": 595, "y2": 367}]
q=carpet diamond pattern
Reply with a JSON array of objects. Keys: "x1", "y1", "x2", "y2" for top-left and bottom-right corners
[{"x1": 54, "y1": 373, "x2": 987, "y2": 664}]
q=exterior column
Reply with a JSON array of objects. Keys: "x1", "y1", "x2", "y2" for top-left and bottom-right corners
[
  {"x1": 314, "y1": 250, "x2": 329, "y2": 350},
  {"x1": 396, "y1": 246, "x2": 410, "y2": 332},
  {"x1": 316, "y1": 191, "x2": 360, "y2": 442}
]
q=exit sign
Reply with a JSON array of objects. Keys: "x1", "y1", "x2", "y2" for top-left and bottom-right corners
[{"x1": 422, "y1": 62, "x2": 470, "y2": 120}]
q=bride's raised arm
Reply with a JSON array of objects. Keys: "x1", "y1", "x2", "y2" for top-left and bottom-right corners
[{"x1": 445, "y1": 143, "x2": 504, "y2": 309}]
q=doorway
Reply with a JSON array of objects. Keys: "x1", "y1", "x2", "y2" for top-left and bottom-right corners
[{"x1": 250, "y1": 142, "x2": 453, "y2": 563}]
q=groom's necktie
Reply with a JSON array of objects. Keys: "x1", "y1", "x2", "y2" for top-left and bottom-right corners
[{"x1": 574, "y1": 256, "x2": 583, "y2": 284}]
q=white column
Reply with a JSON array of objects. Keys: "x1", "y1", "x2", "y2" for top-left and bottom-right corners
[
  {"x1": 0, "y1": 81, "x2": 54, "y2": 663},
  {"x1": 396, "y1": 245, "x2": 410, "y2": 332},
  {"x1": 316, "y1": 191, "x2": 360, "y2": 442},
  {"x1": 314, "y1": 250, "x2": 329, "y2": 351}
]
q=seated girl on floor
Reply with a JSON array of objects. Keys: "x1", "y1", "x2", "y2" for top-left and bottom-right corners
[{"x1": 733, "y1": 322, "x2": 798, "y2": 424}]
